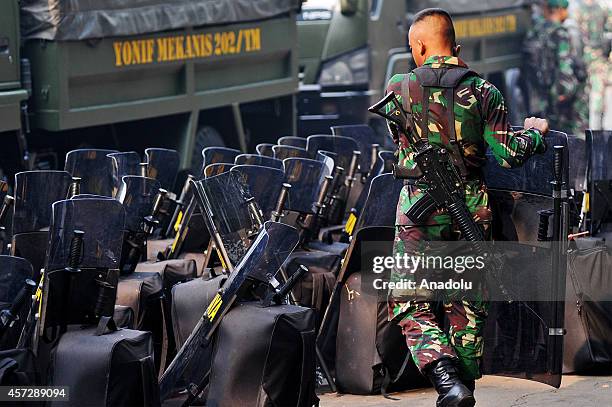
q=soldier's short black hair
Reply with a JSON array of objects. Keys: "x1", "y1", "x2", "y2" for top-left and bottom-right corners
[{"x1": 412, "y1": 8, "x2": 456, "y2": 48}]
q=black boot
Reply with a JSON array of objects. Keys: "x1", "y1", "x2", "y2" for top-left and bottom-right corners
[
  {"x1": 425, "y1": 358, "x2": 475, "y2": 407},
  {"x1": 463, "y1": 380, "x2": 475, "y2": 393}
]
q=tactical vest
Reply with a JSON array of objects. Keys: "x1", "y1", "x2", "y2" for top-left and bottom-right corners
[{"x1": 400, "y1": 65, "x2": 480, "y2": 179}]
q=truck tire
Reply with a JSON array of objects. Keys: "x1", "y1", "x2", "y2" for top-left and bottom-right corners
[{"x1": 191, "y1": 126, "x2": 225, "y2": 172}]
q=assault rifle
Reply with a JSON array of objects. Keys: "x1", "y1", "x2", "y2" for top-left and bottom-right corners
[{"x1": 369, "y1": 92, "x2": 510, "y2": 299}]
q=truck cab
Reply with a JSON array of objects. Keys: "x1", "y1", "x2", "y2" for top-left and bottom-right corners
[
  {"x1": 0, "y1": 0, "x2": 301, "y2": 177},
  {"x1": 297, "y1": 0, "x2": 531, "y2": 137}
]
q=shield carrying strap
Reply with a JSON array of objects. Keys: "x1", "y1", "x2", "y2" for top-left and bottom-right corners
[{"x1": 409, "y1": 66, "x2": 480, "y2": 178}]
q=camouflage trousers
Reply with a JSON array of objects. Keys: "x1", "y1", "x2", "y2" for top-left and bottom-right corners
[
  {"x1": 394, "y1": 299, "x2": 488, "y2": 381},
  {"x1": 389, "y1": 224, "x2": 489, "y2": 381}
]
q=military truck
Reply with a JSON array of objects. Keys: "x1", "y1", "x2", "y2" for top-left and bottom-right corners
[
  {"x1": 0, "y1": 0, "x2": 301, "y2": 177},
  {"x1": 297, "y1": 0, "x2": 532, "y2": 136}
]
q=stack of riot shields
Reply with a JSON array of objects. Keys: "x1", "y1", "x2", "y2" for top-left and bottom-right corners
[
  {"x1": 115, "y1": 174, "x2": 197, "y2": 372},
  {"x1": 318, "y1": 173, "x2": 427, "y2": 395},
  {"x1": 40, "y1": 197, "x2": 158, "y2": 406},
  {"x1": 562, "y1": 130, "x2": 612, "y2": 374},
  {"x1": 161, "y1": 221, "x2": 317, "y2": 407},
  {"x1": 480, "y1": 130, "x2": 570, "y2": 388}
]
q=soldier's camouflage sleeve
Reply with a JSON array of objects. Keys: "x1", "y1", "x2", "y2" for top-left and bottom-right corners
[
  {"x1": 554, "y1": 27, "x2": 579, "y2": 101},
  {"x1": 478, "y1": 79, "x2": 546, "y2": 168}
]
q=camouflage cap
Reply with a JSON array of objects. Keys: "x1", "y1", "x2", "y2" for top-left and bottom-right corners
[{"x1": 547, "y1": 0, "x2": 569, "y2": 8}]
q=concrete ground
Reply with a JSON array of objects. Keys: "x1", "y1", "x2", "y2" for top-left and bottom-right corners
[{"x1": 318, "y1": 375, "x2": 612, "y2": 407}]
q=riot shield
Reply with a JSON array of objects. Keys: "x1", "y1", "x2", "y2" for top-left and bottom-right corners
[
  {"x1": 316, "y1": 152, "x2": 335, "y2": 175},
  {"x1": 203, "y1": 163, "x2": 234, "y2": 178},
  {"x1": 158, "y1": 221, "x2": 299, "y2": 401},
  {"x1": 117, "y1": 176, "x2": 162, "y2": 232},
  {"x1": 484, "y1": 130, "x2": 569, "y2": 196},
  {"x1": 64, "y1": 149, "x2": 118, "y2": 196},
  {"x1": 283, "y1": 158, "x2": 332, "y2": 214},
  {"x1": 107, "y1": 152, "x2": 141, "y2": 196},
  {"x1": 378, "y1": 150, "x2": 395, "y2": 174},
  {"x1": 331, "y1": 125, "x2": 379, "y2": 175},
  {"x1": 0, "y1": 256, "x2": 33, "y2": 304},
  {"x1": 306, "y1": 135, "x2": 359, "y2": 171},
  {"x1": 13, "y1": 171, "x2": 73, "y2": 234},
  {"x1": 278, "y1": 136, "x2": 307, "y2": 149},
  {"x1": 234, "y1": 154, "x2": 283, "y2": 170},
  {"x1": 202, "y1": 147, "x2": 240, "y2": 167},
  {"x1": 480, "y1": 134, "x2": 570, "y2": 388},
  {"x1": 145, "y1": 148, "x2": 180, "y2": 191},
  {"x1": 195, "y1": 171, "x2": 256, "y2": 267},
  {"x1": 256, "y1": 143, "x2": 274, "y2": 157},
  {"x1": 231, "y1": 165, "x2": 284, "y2": 218},
  {"x1": 46, "y1": 199, "x2": 125, "y2": 272},
  {"x1": 586, "y1": 130, "x2": 612, "y2": 235},
  {"x1": 0, "y1": 255, "x2": 34, "y2": 349},
  {"x1": 355, "y1": 174, "x2": 404, "y2": 231},
  {"x1": 317, "y1": 174, "x2": 403, "y2": 371},
  {"x1": 41, "y1": 198, "x2": 125, "y2": 332},
  {"x1": 273, "y1": 145, "x2": 310, "y2": 160}
]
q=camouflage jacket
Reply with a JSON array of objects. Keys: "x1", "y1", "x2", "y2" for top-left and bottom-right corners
[{"x1": 386, "y1": 56, "x2": 545, "y2": 226}]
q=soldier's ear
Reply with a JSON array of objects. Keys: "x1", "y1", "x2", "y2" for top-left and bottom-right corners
[
  {"x1": 453, "y1": 44, "x2": 461, "y2": 57},
  {"x1": 417, "y1": 40, "x2": 425, "y2": 56}
]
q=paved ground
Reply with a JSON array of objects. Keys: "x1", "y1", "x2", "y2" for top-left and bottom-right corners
[{"x1": 318, "y1": 375, "x2": 612, "y2": 407}]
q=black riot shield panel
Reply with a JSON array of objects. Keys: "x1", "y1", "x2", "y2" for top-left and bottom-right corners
[
  {"x1": 64, "y1": 149, "x2": 118, "y2": 196},
  {"x1": 117, "y1": 176, "x2": 162, "y2": 232},
  {"x1": 145, "y1": 148, "x2": 180, "y2": 191},
  {"x1": 203, "y1": 163, "x2": 234, "y2": 178},
  {"x1": 0, "y1": 256, "x2": 33, "y2": 304},
  {"x1": 378, "y1": 150, "x2": 395, "y2": 174},
  {"x1": 197, "y1": 171, "x2": 256, "y2": 267},
  {"x1": 202, "y1": 147, "x2": 240, "y2": 167},
  {"x1": 481, "y1": 134, "x2": 569, "y2": 388},
  {"x1": 108, "y1": 152, "x2": 141, "y2": 196},
  {"x1": 273, "y1": 145, "x2": 310, "y2": 161},
  {"x1": 283, "y1": 158, "x2": 332, "y2": 214},
  {"x1": 231, "y1": 165, "x2": 284, "y2": 218},
  {"x1": 484, "y1": 130, "x2": 569, "y2": 196},
  {"x1": 256, "y1": 143, "x2": 274, "y2": 157},
  {"x1": 306, "y1": 135, "x2": 359, "y2": 171},
  {"x1": 234, "y1": 154, "x2": 284, "y2": 170},
  {"x1": 355, "y1": 174, "x2": 404, "y2": 231},
  {"x1": 41, "y1": 198, "x2": 125, "y2": 332},
  {"x1": 586, "y1": 130, "x2": 612, "y2": 235},
  {"x1": 13, "y1": 170, "x2": 73, "y2": 234},
  {"x1": 46, "y1": 198, "x2": 125, "y2": 272},
  {"x1": 331, "y1": 125, "x2": 379, "y2": 174},
  {"x1": 158, "y1": 221, "x2": 299, "y2": 401},
  {"x1": 278, "y1": 136, "x2": 307, "y2": 149}
]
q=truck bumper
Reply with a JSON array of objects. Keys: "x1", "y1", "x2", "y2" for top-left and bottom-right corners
[{"x1": 297, "y1": 85, "x2": 374, "y2": 137}]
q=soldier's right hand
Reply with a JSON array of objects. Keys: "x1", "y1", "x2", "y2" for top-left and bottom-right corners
[{"x1": 524, "y1": 117, "x2": 549, "y2": 135}]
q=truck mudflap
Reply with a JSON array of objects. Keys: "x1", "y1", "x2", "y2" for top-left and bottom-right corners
[{"x1": 21, "y1": 0, "x2": 302, "y2": 40}]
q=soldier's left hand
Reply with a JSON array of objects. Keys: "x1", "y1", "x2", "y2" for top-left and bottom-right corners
[{"x1": 524, "y1": 117, "x2": 549, "y2": 135}]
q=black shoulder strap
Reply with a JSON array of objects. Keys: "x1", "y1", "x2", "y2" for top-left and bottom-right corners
[{"x1": 412, "y1": 66, "x2": 479, "y2": 178}]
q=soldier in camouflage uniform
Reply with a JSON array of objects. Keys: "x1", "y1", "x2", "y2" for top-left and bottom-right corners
[
  {"x1": 575, "y1": 0, "x2": 611, "y2": 129},
  {"x1": 524, "y1": 0, "x2": 588, "y2": 135},
  {"x1": 385, "y1": 9, "x2": 549, "y2": 407}
]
